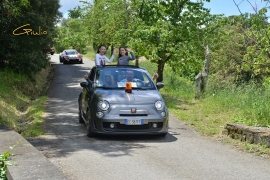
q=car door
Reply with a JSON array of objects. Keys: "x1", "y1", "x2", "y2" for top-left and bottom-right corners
[{"x1": 82, "y1": 67, "x2": 96, "y2": 116}]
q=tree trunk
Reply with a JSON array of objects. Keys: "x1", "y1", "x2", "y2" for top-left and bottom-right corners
[
  {"x1": 135, "y1": 55, "x2": 139, "y2": 66},
  {"x1": 157, "y1": 60, "x2": 165, "y2": 82},
  {"x1": 203, "y1": 45, "x2": 210, "y2": 74},
  {"x1": 111, "y1": 44, "x2": 114, "y2": 56},
  {"x1": 135, "y1": 47, "x2": 139, "y2": 66}
]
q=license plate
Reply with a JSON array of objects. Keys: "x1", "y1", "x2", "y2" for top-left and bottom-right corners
[{"x1": 124, "y1": 119, "x2": 143, "y2": 125}]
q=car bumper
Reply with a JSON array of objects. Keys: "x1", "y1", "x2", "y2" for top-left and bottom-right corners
[
  {"x1": 90, "y1": 115, "x2": 169, "y2": 135},
  {"x1": 65, "y1": 58, "x2": 82, "y2": 62}
]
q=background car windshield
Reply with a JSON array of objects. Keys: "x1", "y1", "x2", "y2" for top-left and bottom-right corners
[
  {"x1": 66, "y1": 51, "x2": 76, "y2": 55},
  {"x1": 95, "y1": 68, "x2": 156, "y2": 89}
]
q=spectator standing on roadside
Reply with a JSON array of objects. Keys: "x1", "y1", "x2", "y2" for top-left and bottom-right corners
[
  {"x1": 117, "y1": 46, "x2": 135, "y2": 65},
  {"x1": 95, "y1": 45, "x2": 116, "y2": 66}
]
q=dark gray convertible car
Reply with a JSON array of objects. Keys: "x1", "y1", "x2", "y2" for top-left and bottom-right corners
[{"x1": 78, "y1": 65, "x2": 169, "y2": 137}]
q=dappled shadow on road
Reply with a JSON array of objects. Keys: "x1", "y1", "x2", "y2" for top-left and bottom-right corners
[
  {"x1": 27, "y1": 118, "x2": 179, "y2": 158},
  {"x1": 94, "y1": 132, "x2": 177, "y2": 142},
  {"x1": 27, "y1": 62, "x2": 180, "y2": 159}
]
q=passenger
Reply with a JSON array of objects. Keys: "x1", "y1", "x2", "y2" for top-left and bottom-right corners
[
  {"x1": 95, "y1": 45, "x2": 116, "y2": 66},
  {"x1": 103, "y1": 74, "x2": 116, "y2": 86},
  {"x1": 84, "y1": 72, "x2": 91, "y2": 86},
  {"x1": 117, "y1": 46, "x2": 135, "y2": 65}
]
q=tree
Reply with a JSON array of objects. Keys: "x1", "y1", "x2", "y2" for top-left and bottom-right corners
[
  {"x1": 229, "y1": 0, "x2": 270, "y2": 82},
  {"x1": 65, "y1": 19, "x2": 88, "y2": 52},
  {"x1": 128, "y1": 0, "x2": 221, "y2": 82},
  {"x1": 0, "y1": 0, "x2": 60, "y2": 74},
  {"x1": 82, "y1": 0, "x2": 136, "y2": 53},
  {"x1": 68, "y1": 6, "x2": 83, "y2": 19},
  {"x1": 0, "y1": 0, "x2": 30, "y2": 66},
  {"x1": 72, "y1": 0, "x2": 222, "y2": 82}
]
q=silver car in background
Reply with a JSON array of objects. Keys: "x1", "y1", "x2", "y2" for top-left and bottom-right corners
[
  {"x1": 78, "y1": 65, "x2": 169, "y2": 137},
  {"x1": 59, "y1": 49, "x2": 83, "y2": 64}
]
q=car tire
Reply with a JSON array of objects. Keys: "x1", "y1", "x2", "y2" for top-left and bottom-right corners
[
  {"x1": 78, "y1": 110, "x2": 84, "y2": 124},
  {"x1": 158, "y1": 132, "x2": 167, "y2": 137},
  {"x1": 86, "y1": 112, "x2": 95, "y2": 137},
  {"x1": 80, "y1": 59, "x2": 83, "y2": 64}
]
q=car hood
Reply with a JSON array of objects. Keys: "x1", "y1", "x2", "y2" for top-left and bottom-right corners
[{"x1": 96, "y1": 89, "x2": 162, "y2": 104}]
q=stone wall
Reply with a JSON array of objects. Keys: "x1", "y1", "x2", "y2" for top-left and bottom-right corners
[
  {"x1": 222, "y1": 123, "x2": 270, "y2": 147},
  {"x1": 0, "y1": 125, "x2": 68, "y2": 180}
]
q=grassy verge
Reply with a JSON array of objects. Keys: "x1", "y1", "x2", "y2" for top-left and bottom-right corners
[
  {"x1": 0, "y1": 65, "x2": 54, "y2": 137},
  {"x1": 138, "y1": 60, "x2": 270, "y2": 157}
]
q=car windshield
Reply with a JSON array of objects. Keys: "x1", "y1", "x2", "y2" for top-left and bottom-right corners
[
  {"x1": 95, "y1": 67, "x2": 156, "y2": 90},
  {"x1": 66, "y1": 50, "x2": 76, "y2": 55}
]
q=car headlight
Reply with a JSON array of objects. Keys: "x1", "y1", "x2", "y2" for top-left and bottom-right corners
[
  {"x1": 155, "y1": 100, "x2": 164, "y2": 110},
  {"x1": 161, "y1": 111, "x2": 166, "y2": 117},
  {"x1": 98, "y1": 100, "x2": 110, "y2": 111}
]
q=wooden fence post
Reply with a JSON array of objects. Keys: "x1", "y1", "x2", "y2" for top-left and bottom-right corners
[{"x1": 195, "y1": 45, "x2": 210, "y2": 99}]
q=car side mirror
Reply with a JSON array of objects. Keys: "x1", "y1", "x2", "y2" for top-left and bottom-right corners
[
  {"x1": 156, "y1": 82, "x2": 164, "y2": 90},
  {"x1": 80, "y1": 82, "x2": 88, "y2": 88}
]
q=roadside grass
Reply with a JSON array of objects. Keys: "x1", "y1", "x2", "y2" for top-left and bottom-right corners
[
  {"x1": 138, "y1": 60, "x2": 270, "y2": 157},
  {"x1": 0, "y1": 65, "x2": 53, "y2": 137}
]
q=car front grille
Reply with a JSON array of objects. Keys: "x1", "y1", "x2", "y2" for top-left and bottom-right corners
[{"x1": 103, "y1": 122, "x2": 163, "y2": 131}]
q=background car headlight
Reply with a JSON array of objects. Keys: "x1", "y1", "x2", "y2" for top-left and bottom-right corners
[
  {"x1": 98, "y1": 100, "x2": 110, "y2": 111},
  {"x1": 155, "y1": 100, "x2": 164, "y2": 110}
]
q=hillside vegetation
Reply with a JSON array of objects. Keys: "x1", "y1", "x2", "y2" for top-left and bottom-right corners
[{"x1": 0, "y1": 65, "x2": 54, "y2": 136}]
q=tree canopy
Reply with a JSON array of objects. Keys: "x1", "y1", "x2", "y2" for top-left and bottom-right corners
[
  {"x1": 0, "y1": 0, "x2": 61, "y2": 74},
  {"x1": 65, "y1": 0, "x2": 221, "y2": 82}
]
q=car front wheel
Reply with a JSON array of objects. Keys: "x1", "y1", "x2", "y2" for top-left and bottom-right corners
[
  {"x1": 86, "y1": 112, "x2": 95, "y2": 137},
  {"x1": 78, "y1": 110, "x2": 84, "y2": 124},
  {"x1": 87, "y1": 125, "x2": 95, "y2": 137},
  {"x1": 158, "y1": 132, "x2": 167, "y2": 137}
]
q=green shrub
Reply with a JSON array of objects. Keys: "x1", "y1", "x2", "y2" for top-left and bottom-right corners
[{"x1": 0, "y1": 151, "x2": 12, "y2": 180}]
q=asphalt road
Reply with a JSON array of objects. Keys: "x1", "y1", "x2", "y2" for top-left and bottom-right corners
[{"x1": 27, "y1": 54, "x2": 270, "y2": 180}]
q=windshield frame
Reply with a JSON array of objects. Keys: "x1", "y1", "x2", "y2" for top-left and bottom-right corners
[{"x1": 94, "y1": 67, "x2": 156, "y2": 90}]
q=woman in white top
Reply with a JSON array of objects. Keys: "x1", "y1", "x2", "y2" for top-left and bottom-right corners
[{"x1": 95, "y1": 45, "x2": 116, "y2": 66}]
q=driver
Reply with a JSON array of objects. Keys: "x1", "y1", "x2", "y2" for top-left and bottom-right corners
[
  {"x1": 120, "y1": 70, "x2": 141, "y2": 82},
  {"x1": 120, "y1": 70, "x2": 159, "y2": 84}
]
